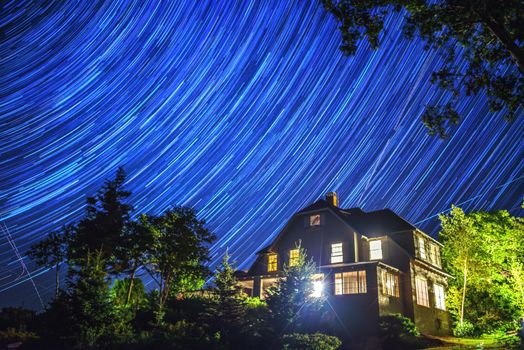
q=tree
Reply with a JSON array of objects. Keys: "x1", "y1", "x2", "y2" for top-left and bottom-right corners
[
  {"x1": 114, "y1": 216, "x2": 152, "y2": 305},
  {"x1": 145, "y1": 206, "x2": 215, "y2": 324},
  {"x1": 70, "y1": 167, "x2": 133, "y2": 269},
  {"x1": 208, "y1": 251, "x2": 248, "y2": 349},
  {"x1": 28, "y1": 225, "x2": 72, "y2": 298},
  {"x1": 322, "y1": 0, "x2": 523, "y2": 138},
  {"x1": 265, "y1": 242, "x2": 325, "y2": 335},
  {"x1": 439, "y1": 206, "x2": 524, "y2": 334},
  {"x1": 68, "y1": 252, "x2": 115, "y2": 348},
  {"x1": 439, "y1": 206, "x2": 485, "y2": 326}
]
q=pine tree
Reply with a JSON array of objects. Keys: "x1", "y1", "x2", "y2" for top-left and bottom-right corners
[
  {"x1": 68, "y1": 252, "x2": 115, "y2": 348},
  {"x1": 265, "y1": 242, "x2": 324, "y2": 336},
  {"x1": 211, "y1": 252, "x2": 247, "y2": 349}
]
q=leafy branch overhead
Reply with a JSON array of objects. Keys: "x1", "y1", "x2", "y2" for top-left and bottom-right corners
[{"x1": 322, "y1": 0, "x2": 523, "y2": 137}]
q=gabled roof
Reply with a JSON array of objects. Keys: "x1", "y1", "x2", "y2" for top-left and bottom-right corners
[{"x1": 256, "y1": 200, "x2": 418, "y2": 255}]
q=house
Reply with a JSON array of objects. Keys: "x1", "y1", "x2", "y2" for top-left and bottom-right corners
[{"x1": 237, "y1": 192, "x2": 451, "y2": 336}]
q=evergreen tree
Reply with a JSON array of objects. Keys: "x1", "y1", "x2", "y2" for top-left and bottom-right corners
[
  {"x1": 28, "y1": 225, "x2": 72, "y2": 299},
  {"x1": 209, "y1": 252, "x2": 247, "y2": 349},
  {"x1": 70, "y1": 167, "x2": 133, "y2": 270},
  {"x1": 68, "y1": 252, "x2": 115, "y2": 348},
  {"x1": 265, "y1": 242, "x2": 325, "y2": 336}
]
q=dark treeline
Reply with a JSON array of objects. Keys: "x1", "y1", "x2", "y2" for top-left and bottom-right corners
[{"x1": 0, "y1": 168, "x2": 341, "y2": 350}]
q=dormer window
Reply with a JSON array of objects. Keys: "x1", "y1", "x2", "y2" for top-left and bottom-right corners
[
  {"x1": 369, "y1": 240, "x2": 382, "y2": 260},
  {"x1": 289, "y1": 249, "x2": 299, "y2": 266},
  {"x1": 331, "y1": 243, "x2": 343, "y2": 263},
  {"x1": 309, "y1": 214, "x2": 321, "y2": 226},
  {"x1": 267, "y1": 254, "x2": 277, "y2": 272},
  {"x1": 418, "y1": 237, "x2": 426, "y2": 259}
]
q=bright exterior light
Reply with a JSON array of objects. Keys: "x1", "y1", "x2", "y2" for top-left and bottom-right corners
[{"x1": 312, "y1": 280, "x2": 323, "y2": 298}]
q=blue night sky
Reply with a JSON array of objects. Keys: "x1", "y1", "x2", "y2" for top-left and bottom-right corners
[{"x1": 1, "y1": 1, "x2": 523, "y2": 308}]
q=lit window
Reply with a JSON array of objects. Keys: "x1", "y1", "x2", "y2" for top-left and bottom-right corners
[
  {"x1": 434, "y1": 284, "x2": 446, "y2": 310},
  {"x1": 310, "y1": 214, "x2": 321, "y2": 226},
  {"x1": 431, "y1": 244, "x2": 441, "y2": 267},
  {"x1": 289, "y1": 249, "x2": 299, "y2": 267},
  {"x1": 267, "y1": 254, "x2": 277, "y2": 272},
  {"x1": 331, "y1": 243, "x2": 343, "y2": 263},
  {"x1": 369, "y1": 240, "x2": 382, "y2": 260},
  {"x1": 419, "y1": 237, "x2": 426, "y2": 259},
  {"x1": 381, "y1": 270, "x2": 400, "y2": 297},
  {"x1": 415, "y1": 277, "x2": 429, "y2": 307},
  {"x1": 334, "y1": 271, "x2": 367, "y2": 295}
]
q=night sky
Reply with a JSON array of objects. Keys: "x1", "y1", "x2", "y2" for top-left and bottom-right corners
[{"x1": 1, "y1": 1, "x2": 523, "y2": 309}]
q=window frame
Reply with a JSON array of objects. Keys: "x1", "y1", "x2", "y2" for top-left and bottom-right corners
[
  {"x1": 309, "y1": 214, "x2": 321, "y2": 227},
  {"x1": 267, "y1": 253, "x2": 277, "y2": 272},
  {"x1": 418, "y1": 237, "x2": 427, "y2": 259},
  {"x1": 434, "y1": 283, "x2": 446, "y2": 310},
  {"x1": 289, "y1": 249, "x2": 299, "y2": 267},
  {"x1": 334, "y1": 270, "x2": 367, "y2": 295},
  {"x1": 331, "y1": 242, "x2": 343, "y2": 264},
  {"x1": 369, "y1": 239, "x2": 383, "y2": 260},
  {"x1": 381, "y1": 269, "x2": 400, "y2": 297},
  {"x1": 415, "y1": 277, "x2": 430, "y2": 307}
]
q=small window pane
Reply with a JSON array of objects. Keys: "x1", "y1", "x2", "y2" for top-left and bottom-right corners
[
  {"x1": 369, "y1": 240, "x2": 382, "y2": 260},
  {"x1": 434, "y1": 284, "x2": 446, "y2": 310},
  {"x1": 289, "y1": 249, "x2": 299, "y2": 266},
  {"x1": 335, "y1": 273, "x2": 343, "y2": 295},
  {"x1": 267, "y1": 254, "x2": 277, "y2": 272},
  {"x1": 331, "y1": 243, "x2": 343, "y2": 263},
  {"x1": 310, "y1": 214, "x2": 321, "y2": 226},
  {"x1": 416, "y1": 277, "x2": 429, "y2": 307},
  {"x1": 419, "y1": 237, "x2": 426, "y2": 259}
]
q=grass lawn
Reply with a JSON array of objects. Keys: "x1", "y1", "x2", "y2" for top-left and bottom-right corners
[{"x1": 423, "y1": 335, "x2": 520, "y2": 349}]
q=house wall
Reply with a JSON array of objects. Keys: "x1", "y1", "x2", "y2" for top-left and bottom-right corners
[{"x1": 410, "y1": 262, "x2": 451, "y2": 335}]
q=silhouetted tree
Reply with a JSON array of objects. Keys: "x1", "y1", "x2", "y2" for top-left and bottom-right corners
[
  {"x1": 70, "y1": 167, "x2": 133, "y2": 269},
  {"x1": 28, "y1": 225, "x2": 72, "y2": 298},
  {"x1": 145, "y1": 206, "x2": 215, "y2": 324},
  {"x1": 322, "y1": 0, "x2": 523, "y2": 137}
]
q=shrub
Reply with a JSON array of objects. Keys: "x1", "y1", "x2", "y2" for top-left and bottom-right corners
[
  {"x1": 379, "y1": 314, "x2": 420, "y2": 340},
  {"x1": 282, "y1": 332, "x2": 341, "y2": 350},
  {"x1": 452, "y1": 320, "x2": 475, "y2": 337}
]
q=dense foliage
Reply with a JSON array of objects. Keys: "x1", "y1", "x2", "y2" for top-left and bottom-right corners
[
  {"x1": 322, "y1": 0, "x2": 523, "y2": 137},
  {"x1": 8, "y1": 169, "x2": 340, "y2": 349},
  {"x1": 439, "y1": 206, "x2": 524, "y2": 337}
]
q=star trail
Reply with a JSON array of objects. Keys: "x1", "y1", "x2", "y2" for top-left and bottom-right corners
[{"x1": 1, "y1": 1, "x2": 523, "y2": 308}]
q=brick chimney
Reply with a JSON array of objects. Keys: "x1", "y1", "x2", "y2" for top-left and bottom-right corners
[{"x1": 326, "y1": 192, "x2": 338, "y2": 207}]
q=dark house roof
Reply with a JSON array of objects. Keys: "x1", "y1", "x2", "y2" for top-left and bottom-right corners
[{"x1": 256, "y1": 200, "x2": 417, "y2": 254}]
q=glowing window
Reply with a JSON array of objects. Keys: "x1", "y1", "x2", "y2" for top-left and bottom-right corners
[
  {"x1": 267, "y1": 254, "x2": 277, "y2": 272},
  {"x1": 289, "y1": 249, "x2": 299, "y2": 267},
  {"x1": 334, "y1": 271, "x2": 367, "y2": 295},
  {"x1": 380, "y1": 270, "x2": 399, "y2": 297},
  {"x1": 434, "y1": 284, "x2": 446, "y2": 310},
  {"x1": 369, "y1": 240, "x2": 382, "y2": 260},
  {"x1": 419, "y1": 237, "x2": 426, "y2": 259},
  {"x1": 310, "y1": 214, "x2": 321, "y2": 226},
  {"x1": 331, "y1": 243, "x2": 343, "y2": 263},
  {"x1": 415, "y1": 277, "x2": 429, "y2": 307}
]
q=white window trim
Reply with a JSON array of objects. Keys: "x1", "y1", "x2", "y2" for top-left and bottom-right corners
[
  {"x1": 415, "y1": 277, "x2": 430, "y2": 307},
  {"x1": 369, "y1": 240, "x2": 383, "y2": 260},
  {"x1": 331, "y1": 242, "x2": 343, "y2": 263},
  {"x1": 434, "y1": 283, "x2": 446, "y2": 310}
]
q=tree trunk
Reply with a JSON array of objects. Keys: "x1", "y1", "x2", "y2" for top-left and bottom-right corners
[
  {"x1": 460, "y1": 257, "x2": 468, "y2": 325},
  {"x1": 55, "y1": 264, "x2": 60, "y2": 299},
  {"x1": 483, "y1": 17, "x2": 524, "y2": 75},
  {"x1": 125, "y1": 267, "x2": 136, "y2": 306}
]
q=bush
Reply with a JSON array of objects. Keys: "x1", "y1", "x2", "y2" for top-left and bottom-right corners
[
  {"x1": 379, "y1": 314, "x2": 420, "y2": 340},
  {"x1": 453, "y1": 320, "x2": 475, "y2": 337},
  {"x1": 282, "y1": 332, "x2": 341, "y2": 350}
]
